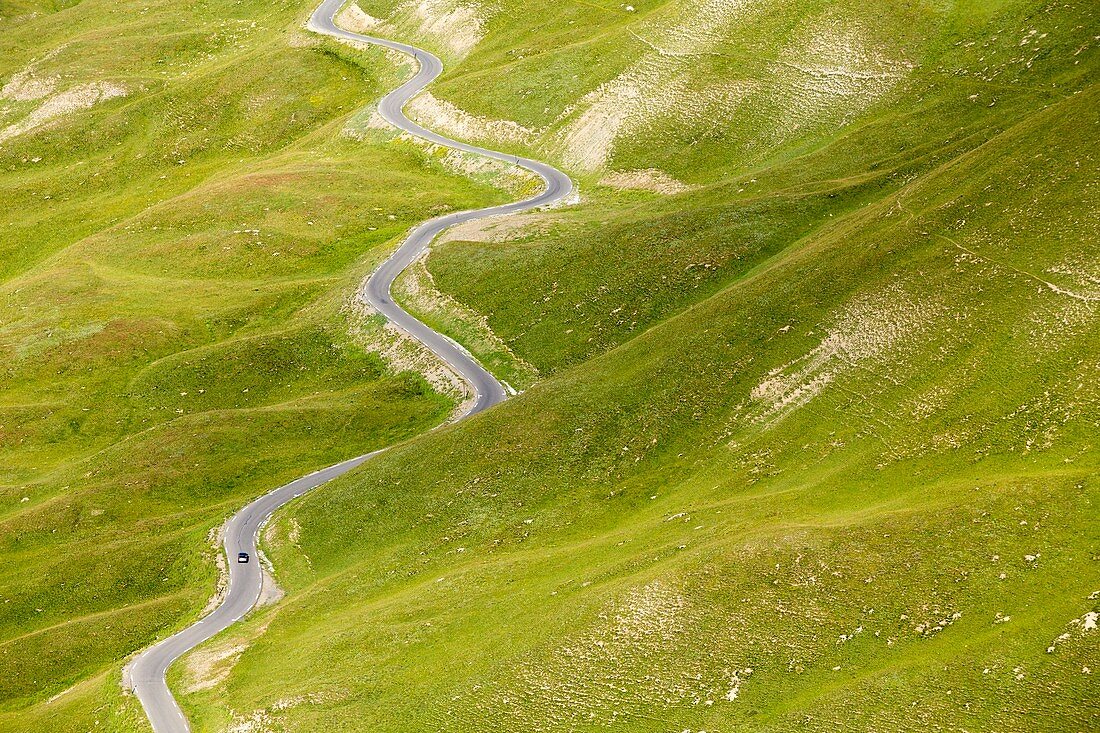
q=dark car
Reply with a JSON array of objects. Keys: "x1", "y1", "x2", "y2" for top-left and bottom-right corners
[{"x1": 237, "y1": 552, "x2": 250, "y2": 564}]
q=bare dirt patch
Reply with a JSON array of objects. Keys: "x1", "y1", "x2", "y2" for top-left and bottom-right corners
[
  {"x1": 182, "y1": 641, "x2": 247, "y2": 694},
  {"x1": 225, "y1": 690, "x2": 348, "y2": 732},
  {"x1": 0, "y1": 81, "x2": 127, "y2": 144},
  {"x1": 406, "y1": 0, "x2": 484, "y2": 57},
  {"x1": 201, "y1": 525, "x2": 230, "y2": 616},
  {"x1": 437, "y1": 210, "x2": 560, "y2": 246},
  {"x1": 337, "y1": 0, "x2": 487, "y2": 59},
  {"x1": 600, "y1": 168, "x2": 693, "y2": 194},
  {"x1": 407, "y1": 91, "x2": 535, "y2": 147},
  {"x1": 1044, "y1": 252, "x2": 1100, "y2": 303},
  {"x1": 1, "y1": 46, "x2": 65, "y2": 102},
  {"x1": 256, "y1": 550, "x2": 285, "y2": 607},
  {"x1": 557, "y1": 0, "x2": 761, "y2": 170},
  {"x1": 747, "y1": 285, "x2": 943, "y2": 425},
  {"x1": 346, "y1": 296, "x2": 473, "y2": 419},
  {"x1": 337, "y1": 2, "x2": 386, "y2": 34},
  {"x1": 179, "y1": 612, "x2": 279, "y2": 695},
  {"x1": 438, "y1": 147, "x2": 539, "y2": 195}
]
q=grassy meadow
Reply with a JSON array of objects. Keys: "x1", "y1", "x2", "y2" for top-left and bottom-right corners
[
  {"x1": 189, "y1": 0, "x2": 1098, "y2": 731},
  {"x1": 2, "y1": 0, "x2": 1098, "y2": 730},
  {"x1": 0, "y1": 0, "x2": 511, "y2": 727}
]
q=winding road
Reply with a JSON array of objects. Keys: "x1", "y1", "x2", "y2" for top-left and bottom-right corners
[{"x1": 126, "y1": 2, "x2": 572, "y2": 730}]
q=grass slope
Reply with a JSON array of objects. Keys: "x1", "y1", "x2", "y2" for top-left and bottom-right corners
[
  {"x1": 166, "y1": 0, "x2": 1098, "y2": 731},
  {"x1": 2, "y1": 0, "x2": 1097, "y2": 730},
  {"x1": 0, "y1": 0, "x2": 515, "y2": 726}
]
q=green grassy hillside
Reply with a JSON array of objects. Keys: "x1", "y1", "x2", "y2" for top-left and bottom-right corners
[
  {"x1": 3, "y1": 0, "x2": 1098, "y2": 730},
  {"x1": 176, "y1": 0, "x2": 1096, "y2": 731},
  {"x1": 0, "y1": 0, "x2": 514, "y2": 727}
]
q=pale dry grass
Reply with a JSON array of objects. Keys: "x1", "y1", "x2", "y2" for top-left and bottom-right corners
[
  {"x1": 180, "y1": 615, "x2": 276, "y2": 694},
  {"x1": 436, "y1": 210, "x2": 559, "y2": 246},
  {"x1": 763, "y1": 12, "x2": 913, "y2": 146}
]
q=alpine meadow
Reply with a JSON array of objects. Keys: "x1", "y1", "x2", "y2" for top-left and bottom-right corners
[{"x1": 0, "y1": 0, "x2": 1097, "y2": 731}]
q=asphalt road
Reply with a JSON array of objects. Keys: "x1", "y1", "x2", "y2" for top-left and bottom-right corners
[{"x1": 127, "y1": 2, "x2": 572, "y2": 730}]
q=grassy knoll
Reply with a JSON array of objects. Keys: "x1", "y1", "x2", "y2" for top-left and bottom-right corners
[
  {"x1": 166, "y1": 0, "x2": 1098, "y2": 731},
  {"x1": 0, "y1": 0, "x2": 515, "y2": 727}
]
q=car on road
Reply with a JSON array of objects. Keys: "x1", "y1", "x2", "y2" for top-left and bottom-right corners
[{"x1": 237, "y1": 552, "x2": 250, "y2": 563}]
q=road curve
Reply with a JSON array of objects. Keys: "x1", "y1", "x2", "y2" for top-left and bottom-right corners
[{"x1": 127, "y1": 2, "x2": 573, "y2": 730}]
